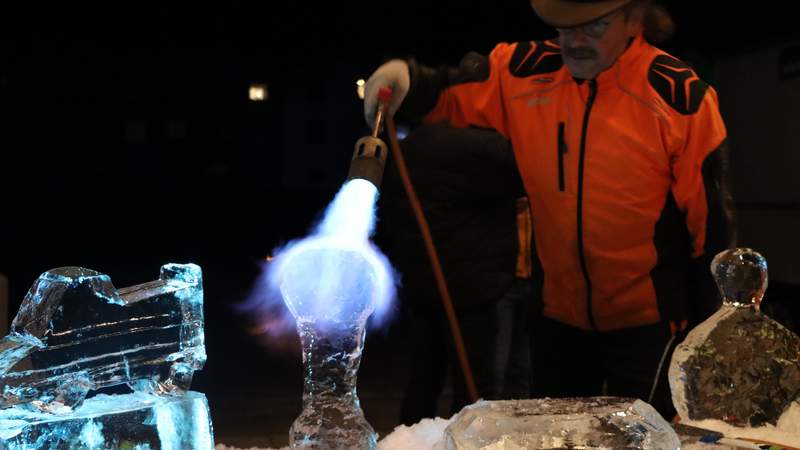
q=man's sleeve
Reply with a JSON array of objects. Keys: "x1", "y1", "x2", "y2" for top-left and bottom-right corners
[
  {"x1": 396, "y1": 43, "x2": 516, "y2": 137},
  {"x1": 670, "y1": 86, "x2": 736, "y2": 324}
]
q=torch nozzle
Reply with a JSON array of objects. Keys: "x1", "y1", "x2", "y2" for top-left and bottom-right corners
[{"x1": 346, "y1": 87, "x2": 394, "y2": 188}]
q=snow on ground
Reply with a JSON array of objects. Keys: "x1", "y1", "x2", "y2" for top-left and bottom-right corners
[
  {"x1": 215, "y1": 416, "x2": 452, "y2": 450},
  {"x1": 376, "y1": 417, "x2": 452, "y2": 450}
]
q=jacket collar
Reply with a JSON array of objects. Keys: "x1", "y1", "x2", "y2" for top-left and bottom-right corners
[{"x1": 570, "y1": 33, "x2": 649, "y2": 90}]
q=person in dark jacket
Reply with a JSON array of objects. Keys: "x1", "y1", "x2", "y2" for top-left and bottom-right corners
[{"x1": 377, "y1": 122, "x2": 538, "y2": 424}]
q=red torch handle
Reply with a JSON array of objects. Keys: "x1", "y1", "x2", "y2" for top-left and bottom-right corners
[{"x1": 371, "y1": 87, "x2": 394, "y2": 138}]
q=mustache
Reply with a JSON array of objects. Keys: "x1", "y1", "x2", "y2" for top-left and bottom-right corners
[{"x1": 565, "y1": 47, "x2": 597, "y2": 59}]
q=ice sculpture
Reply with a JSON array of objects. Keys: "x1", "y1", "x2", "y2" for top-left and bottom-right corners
[
  {"x1": 443, "y1": 397, "x2": 680, "y2": 450},
  {"x1": 0, "y1": 264, "x2": 213, "y2": 449},
  {"x1": 279, "y1": 246, "x2": 383, "y2": 450},
  {"x1": 268, "y1": 179, "x2": 394, "y2": 449},
  {"x1": 669, "y1": 248, "x2": 800, "y2": 428}
]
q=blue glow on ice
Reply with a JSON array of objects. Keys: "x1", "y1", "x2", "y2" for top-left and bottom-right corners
[
  {"x1": 79, "y1": 420, "x2": 103, "y2": 447},
  {"x1": 247, "y1": 179, "x2": 396, "y2": 333},
  {"x1": 0, "y1": 391, "x2": 213, "y2": 449},
  {"x1": 155, "y1": 401, "x2": 179, "y2": 450},
  {"x1": 191, "y1": 396, "x2": 214, "y2": 450}
]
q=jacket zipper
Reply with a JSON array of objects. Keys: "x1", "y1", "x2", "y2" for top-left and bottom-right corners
[
  {"x1": 557, "y1": 122, "x2": 566, "y2": 192},
  {"x1": 577, "y1": 79, "x2": 598, "y2": 330}
]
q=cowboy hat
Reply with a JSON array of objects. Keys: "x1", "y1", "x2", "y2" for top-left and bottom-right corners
[{"x1": 531, "y1": 0, "x2": 634, "y2": 28}]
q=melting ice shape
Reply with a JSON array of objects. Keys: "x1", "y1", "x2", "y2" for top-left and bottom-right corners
[
  {"x1": 0, "y1": 264, "x2": 206, "y2": 414},
  {"x1": 268, "y1": 179, "x2": 395, "y2": 449},
  {"x1": 669, "y1": 248, "x2": 800, "y2": 427}
]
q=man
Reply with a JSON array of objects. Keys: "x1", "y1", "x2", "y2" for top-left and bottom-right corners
[
  {"x1": 377, "y1": 122, "x2": 536, "y2": 423},
  {"x1": 364, "y1": 0, "x2": 733, "y2": 418}
]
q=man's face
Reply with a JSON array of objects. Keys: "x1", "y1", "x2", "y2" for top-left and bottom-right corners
[{"x1": 556, "y1": 8, "x2": 642, "y2": 80}]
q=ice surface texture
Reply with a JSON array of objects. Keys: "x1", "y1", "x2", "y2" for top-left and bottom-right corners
[
  {"x1": 0, "y1": 390, "x2": 213, "y2": 449},
  {"x1": 669, "y1": 305, "x2": 800, "y2": 426},
  {"x1": 270, "y1": 180, "x2": 395, "y2": 449},
  {"x1": 279, "y1": 248, "x2": 380, "y2": 449},
  {"x1": 443, "y1": 397, "x2": 680, "y2": 450},
  {"x1": 289, "y1": 322, "x2": 376, "y2": 450},
  {"x1": 0, "y1": 264, "x2": 206, "y2": 413},
  {"x1": 669, "y1": 249, "x2": 800, "y2": 427}
]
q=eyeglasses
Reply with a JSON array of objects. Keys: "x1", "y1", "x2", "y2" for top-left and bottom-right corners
[{"x1": 556, "y1": 9, "x2": 624, "y2": 39}]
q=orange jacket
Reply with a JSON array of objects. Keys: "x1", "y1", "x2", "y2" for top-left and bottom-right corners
[{"x1": 400, "y1": 35, "x2": 731, "y2": 330}]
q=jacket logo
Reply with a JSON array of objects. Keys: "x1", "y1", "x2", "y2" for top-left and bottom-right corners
[
  {"x1": 527, "y1": 96, "x2": 551, "y2": 107},
  {"x1": 648, "y1": 55, "x2": 709, "y2": 115}
]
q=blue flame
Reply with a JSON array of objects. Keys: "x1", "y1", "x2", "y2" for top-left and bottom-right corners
[{"x1": 244, "y1": 179, "x2": 396, "y2": 336}]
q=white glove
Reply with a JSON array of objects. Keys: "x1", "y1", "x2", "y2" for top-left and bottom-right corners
[{"x1": 363, "y1": 59, "x2": 410, "y2": 129}]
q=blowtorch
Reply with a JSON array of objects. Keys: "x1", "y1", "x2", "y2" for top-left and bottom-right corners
[
  {"x1": 344, "y1": 84, "x2": 481, "y2": 403},
  {"x1": 346, "y1": 87, "x2": 393, "y2": 188}
]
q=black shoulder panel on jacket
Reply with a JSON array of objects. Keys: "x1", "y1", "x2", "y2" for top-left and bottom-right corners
[
  {"x1": 648, "y1": 55, "x2": 710, "y2": 115},
  {"x1": 509, "y1": 41, "x2": 563, "y2": 78}
]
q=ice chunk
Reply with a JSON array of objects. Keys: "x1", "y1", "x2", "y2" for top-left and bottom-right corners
[
  {"x1": 288, "y1": 320, "x2": 377, "y2": 450},
  {"x1": 669, "y1": 248, "x2": 800, "y2": 428},
  {"x1": 377, "y1": 416, "x2": 741, "y2": 450},
  {"x1": 281, "y1": 253, "x2": 380, "y2": 450},
  {"x1": 443, "y1": 397, "x2": 680, "y2": 450},
  {"x1": 274, "y1": 220, "x2": 391, "y2": 447},
  {"x1": 0, "y1": 264, "x2": 206, "y2": 413},
  {"x1": 0, "y1": 264, "x2": 214, "y2": 449},
  {"x1": 0, "y1": 390, "x2": 213, "y2": 449},
  {"x1": 262, "y1": 180, "x2": 400, "y2": 449}
]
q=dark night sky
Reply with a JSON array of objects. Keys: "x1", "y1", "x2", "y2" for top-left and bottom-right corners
[
  {"x1": 1, "y1": 4, "x2": 795, "y2": 256},
  {"x1": 0, "y1": 1, "x2": 797, "y2": 332},
  {"x1": 0, "y1": 0, "x2": 792, "y2": 284}
]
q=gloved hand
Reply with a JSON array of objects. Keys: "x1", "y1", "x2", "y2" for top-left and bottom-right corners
[{"x1": 363, "y1": 59, "x2": 409, "y2": 129}]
